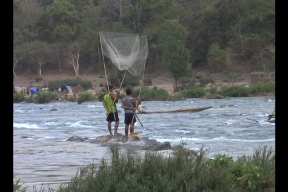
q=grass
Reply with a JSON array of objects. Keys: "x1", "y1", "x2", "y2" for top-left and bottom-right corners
[{"x1": 14, "y1": 145, "x2": 275, "y2": 192}]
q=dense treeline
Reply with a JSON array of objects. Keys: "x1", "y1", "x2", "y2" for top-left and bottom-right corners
[{"x1": 13, "y1": 0, "x2": 275, "y2": 80}]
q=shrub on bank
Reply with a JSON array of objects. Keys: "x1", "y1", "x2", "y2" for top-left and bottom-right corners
[
  {"x1": 77, "y1": 92, "x2": 96, "y2": 104},
  {"x1": 13, "y1": 93, "x2": 26, "y2": 103},
  {"x1": 97, "y1": 87, "x2": 170, "y2": 102},
  {"x1": 179, "y1": 81, "x2": 274, "y2": 99},
  {"x1": 181, "y1": 85, "x2": 206, "y2": 98},
  {"x1": 35, "y1": 92, "x2": 58, "y2": 104},
  {"x1": 248, "y1": 81, "x2": 275, "y2": 95},
  {"x1": 134, "y1": 87, "x2": 170, "y2": 101},
  {"x1": 219, "y1": 85, "x2": 249, "y2": 97}
]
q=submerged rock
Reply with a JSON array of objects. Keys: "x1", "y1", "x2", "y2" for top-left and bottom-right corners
[
  {"x1": 90, "y1": 133, "x2": 172, "y2": 151},
  {"x1": 67, "y1": 136, "x2": 84, "y2": 142},
  {"x1": 67, "y1": 134, "x2": 199, "y2": 154}
]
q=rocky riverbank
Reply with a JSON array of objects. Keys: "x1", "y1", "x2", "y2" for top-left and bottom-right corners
[{"x1": 15, "y1": 70, "x2": 271, "y2": 93}]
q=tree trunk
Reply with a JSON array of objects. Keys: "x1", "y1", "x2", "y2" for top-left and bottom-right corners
[
  {"x1": 68, "y1": 53, "x2": 80, "y2": 77},
  {"x1": 173, "y1": 77, "x2": 178, "y2": 92},
  {"x1": 13, "y1": 58, "x2": 18, "y2": 78},
  {"x1": 57, "y1": 53, "x2": 62, "y2": 72},
  {"x1": 37, "y1": 58, "x2": 42, "y2": 76}
]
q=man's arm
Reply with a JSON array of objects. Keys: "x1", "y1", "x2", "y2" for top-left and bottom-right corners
[
  {"x1": 103, "y1": 96, "x2": 109, "y2": 112},
  {"x1": 115, "y1": 89, "x2": 120, "y2": 102}
]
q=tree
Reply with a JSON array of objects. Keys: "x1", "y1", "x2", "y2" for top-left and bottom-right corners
[
  {"x1": 65, "y1": 43, "x2": 82, "y2": 77},
  {"x1": 23, "y1": 41, "x2": 51, "y2": 76},
  {"x1": 98, "y1": 0, "x2": 129, "y2": 22},
  {"x1": 159, "y1": 19, "x2": 190, "y2": 92},
  {"x1": 207, "y1": 42, "x2": 225, "y2": 71},
  {"x1": 13, "y1": 0, "x2": 43, "y2": 74},
  {"x1": 38, "y1": 0, "x2": 80, "y2": 43},
  {"x1": 13, "y1": 52, "x2": 18, "y2": 78}
]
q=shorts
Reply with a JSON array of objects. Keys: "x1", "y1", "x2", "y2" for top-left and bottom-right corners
[
  {"x1": 124, "y1": 113, "x2": 136, "y2": 125},
  {"x1": 106, "y1": 112, "x2": 119, "y2": 122}
]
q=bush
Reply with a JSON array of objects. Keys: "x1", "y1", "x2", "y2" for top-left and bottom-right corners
[
  {"x1": 134, "y1": 87, "x2": 169, "y2": 101},
  {"x1": 34, "y1": 75, "x2": 43, "y2": 82},
  {"x1": 77, "y1": 92, "x2": 96, "y2": 104},
  {"x1": 35, "y1": 92, "x2": 58, "y2": 104},
  {"x1": 199, "y1": 76, "x2": 215, "y2": 86},
  {"x1": 219, "y1": 85, "x2": 249, "y2": 97},
  {"x1": 181, "y1": 86, "x2": 206, "y2": 98},
  {"x1": 13, "y1": 93, "x2": 26, "y2": 103},
  {"x1": 13, "y1": 178, "x2": 28, "y2": 192},
  {"x1": 52, "y1": 145, "x2": 274, "y2": 192},
  {"x1": 248, "y1": 82, "x2": 275, "y2": 95},
  {"x1": 15, "y1": 146, "x2": 274, "y2": 191},
  {"x1": 101, "y1": 86, "x2": 170, "y2": 101},
  {"x1": 48, "y1": 78, "x2": 92, "y2": 91}
]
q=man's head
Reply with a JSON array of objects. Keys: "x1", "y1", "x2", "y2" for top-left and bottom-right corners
[
  {"x1": 107, "y1": 85, "x2": 113, "y2": 91},
  {"x1": 125, "y1": 88, "x2": 132, "y2": 95}
]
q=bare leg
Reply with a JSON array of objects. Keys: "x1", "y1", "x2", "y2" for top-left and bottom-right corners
[
  {"x1": 114, "y1": 121, "x2": 119, "y2": 135},
  {"x1": 130, "y1": 123, "x2": 134, "y2": 134},
  {"x1": 108, "y1": 122, "x2": 112, "y2": 135},
  {"x1": 125, "y1": 124, "x2": 129, "y2": 136}
]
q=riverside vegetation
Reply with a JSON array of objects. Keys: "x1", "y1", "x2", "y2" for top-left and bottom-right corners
[
  {"x1": 14, "y1": 145, "x2": 275, "y2": 192},
  {"x1": 13, "y1": 77, "x2": 275, "y2": 104}
]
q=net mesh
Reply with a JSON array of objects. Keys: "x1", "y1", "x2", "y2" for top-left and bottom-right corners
[{"x1": 99, "y1": 31, "x2": 149, "y2": 76}]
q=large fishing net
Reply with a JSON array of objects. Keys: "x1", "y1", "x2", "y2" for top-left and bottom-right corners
[{"x1": 99, "y1": 31, "x2": 149, "y2": 76}]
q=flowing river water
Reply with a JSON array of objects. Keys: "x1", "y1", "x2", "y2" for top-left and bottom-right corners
[{"x1": 13, "y1": 97, "x2": 275, "y2": 191}]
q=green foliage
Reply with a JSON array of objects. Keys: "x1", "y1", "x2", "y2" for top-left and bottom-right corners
[
  {"x1": 248, "y1": 81, "x2": 275, "y2": 95},
  {"x1": 13, "y1": 93, "x2": 26, "y2": 103},
  {"x1": 199, "y1": 76, "x2": 215, "y2": 86},
  {"x1": 181, "y1": 86, "x2": 206, "y2": 98},
  {"x1": 37, "y1": 145, "x2": 273, "y2": 192},
  {"x1": 77, "y1": 91, "x2": 96, "y2": 104},
  {"x1": 35, "y1": 92, "x2": 58, "y2": 104},
  {"x1": 179, "y1": 137, "x2": 188, "y2": 146},
  {"x1": 207, "y1": 42, "x2": 225, "y2": 71},
  {"x1": 14, "y1": 145, "x2": 274, "y2": 191},
  {"x1": 236, "y1": 146, "x2": 275, "y2": 181},
  {"x1": 39, "y1": 0, "x2": 80, "y2": 42},
  {"x1": 219, "y1": 85, "x2": 249, "y2": 97},
  {"x1": 48, "y1": 79, "x2": 92, "y2": 91},
  {"x1": 134, "y1": 87, "x2": 169, "y2": 101},
  {"x1": 13, "y1": 0, "x2": 275, "y2": 77},
  {"x1": 13, "y1": 178, "x2": 28, "y2": 192},
  {"x1": 35, "y1": 75, "x2": 43, "y2": 82},
  {"x1": 206, "y1": 154, "x2": 234, "y2": 168},
  {"x1": 231, "y1": 161, "x2": 261, "y2": 190},
  {"x1": 178, "y1": 76, "x2": 191, "y2": 85},
  {"x1": 159, "y1": 19, "x2": 190, "y2": 86}
]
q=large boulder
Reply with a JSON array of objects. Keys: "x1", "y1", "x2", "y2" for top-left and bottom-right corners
[{"x1": 66, "y1": 133, "x2": 172, "y2": 151}]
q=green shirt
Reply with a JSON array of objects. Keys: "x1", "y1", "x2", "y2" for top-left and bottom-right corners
[{"x1": 104, "y1": 94, "x2": 117, "y2": 113}]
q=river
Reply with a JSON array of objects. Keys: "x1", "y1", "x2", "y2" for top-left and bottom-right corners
[{"x1": 13, "y1": 97, "x2": 275, "y2": 191}]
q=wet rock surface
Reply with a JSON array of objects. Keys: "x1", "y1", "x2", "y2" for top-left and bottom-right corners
[{"x1": 67, "y1": 133, "x2": 172, "y2": 151}]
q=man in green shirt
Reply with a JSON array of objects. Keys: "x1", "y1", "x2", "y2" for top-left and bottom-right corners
[{"x1": 103, "y1": 85, "x2": 120, "y2": 135}]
